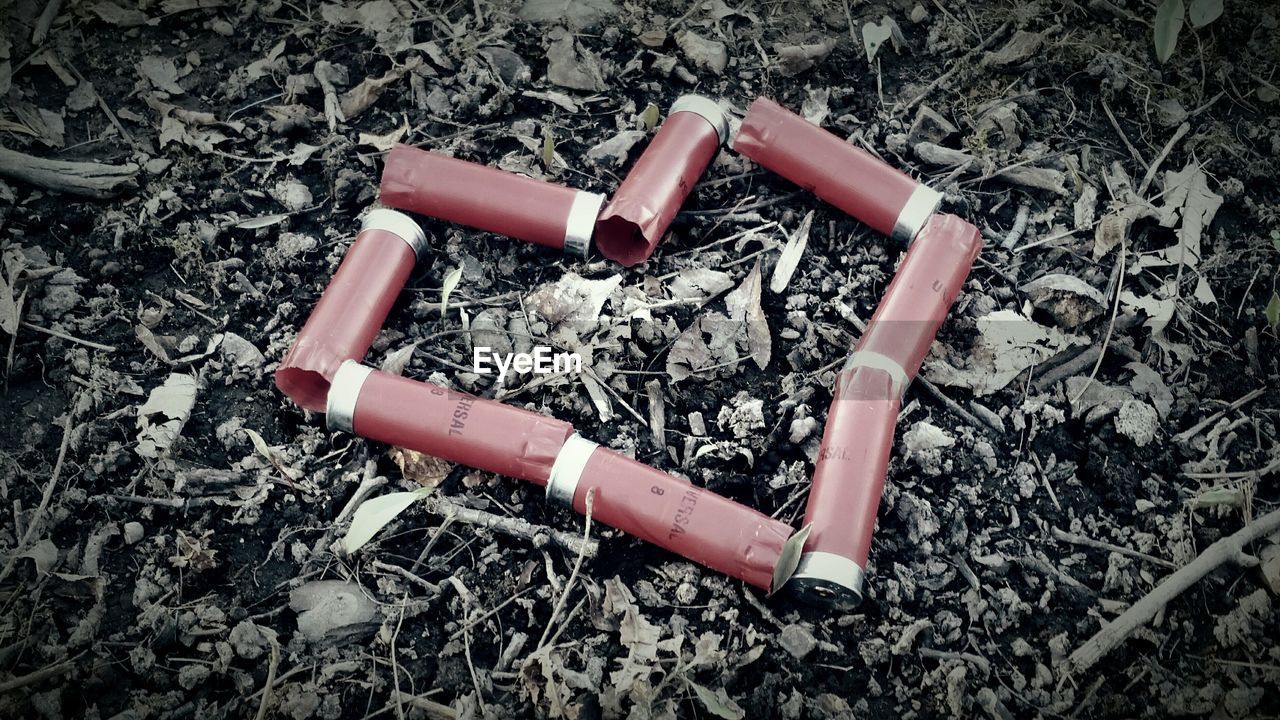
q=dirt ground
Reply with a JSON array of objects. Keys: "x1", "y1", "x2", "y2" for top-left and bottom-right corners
[{"x1": 1, "y1": 0, "x2": 1278, "y2": 718}]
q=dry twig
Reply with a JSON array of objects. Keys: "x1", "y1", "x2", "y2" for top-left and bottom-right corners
[{"x1": 1068, "y1": 508, "x2": 1280, "y2": 675}]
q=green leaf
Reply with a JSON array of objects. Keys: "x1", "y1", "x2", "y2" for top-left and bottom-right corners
[
  {"x1": 1265, "y1": 291, "x2": 1280, "y2": 331},
  {"x1": 768, "y1": 522, "x2": 813, "y2": 596},
  {"x1": 342, "y1": 489, "x2": 432, "y2": 554},
  {"x1": 1270, "y1": 230, "x2": 1280, "y2": 253},
  {"x1": 439, "y1": 266, "x2": 463, "y2": 315},
  {"x1": 688, "y1": 682, "x2": 746, "y2": 720},
  {"x1": 640, "y1": 102, "x2": 660, "y2": 132},
  {"x1": 1154, "y1": 0, "x2": 1185, "y2": 64},
  {"x1": 1188, "y1": 0, "x2": 1222, "y2": 27},
  {"x1": 541, "y1": 126, "x2": 555, "y2": 169}
]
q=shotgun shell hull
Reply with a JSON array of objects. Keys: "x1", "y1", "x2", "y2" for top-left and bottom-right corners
[
  {"x1": 594, "y1": 95, "x2": 728, "y2": 266},
  {"x1": 547, "y1": 437, "x2": 793, "y2": 590},
  {"x1": 380, "y1": 144, "x2": 604, "y2": 257},
  {"x1": 793, "y1": 214, "x2": 982, "y2": 609},
  {"x1": 326, "y1": 362, "x2": 574, "y2": 485},
  {"x1": 734, "y1": 96, "x2": 942, "y2": 243},
  {"x1": 275, "y1": 209, "x2": 426, "y2": 412}
]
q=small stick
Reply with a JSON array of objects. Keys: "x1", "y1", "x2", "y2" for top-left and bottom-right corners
[
  {"x1": 919, "y1": 647, "x2": 991, "y2": 674},
  {"x1": 0, "y1": 403, "x2": 75, "y2": 585},
  {"x1": 1173, "y1": 388, "x2": 1264, "y2": 443},
  {"x1": 1101, "y1": 97, "x2": 1148, "y2": 172},
  {"x1": 915, "y1": 375, "x2": 1002, "y2": 435},
  {"x1": 1068, "y1": 508, "x2": 1280, "y2": 675},
  {"x1": 999, "y1": 204, "x2": 1031, "y2": 250},
  {"x1": 536, "y1": 489, "x2": 595, "y2": 651},
  {"x1": 0, "y1": 659, "x2": 75, "y2": 693},
  {"x1": 371, "y1": 560, "x2": 442, "y2": 595},
  {"x1": 896, "y1": 22, "x2": 1010, "y2": 113},
  {"x1": 1070, "y1": 239, "x2": 1126, "y2": 405},
  {"x1": 1051, "y1": 527, "x2": 1177, "y2": 570},
  {"x1": 32, "y1": 0, "x2": 63, "y2": 45},
  {"x1": 423, "y1": 495, "x2": 598, "y2": 558},
  {"x1": 21, "y1": 321, "x2": 117, "y2": 352},
  {"x1": 253, "y1": 633, "x2": 281, "y2": 720},
  {"x1": 1182, "y1": 457, "x2": 1280, "y2": 481},
  {"x1": 1136, "y1": 122, "x2": 1190, "y2": 198}
]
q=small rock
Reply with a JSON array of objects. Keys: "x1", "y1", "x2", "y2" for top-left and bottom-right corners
[
  {"x1": 123, "y1": 522, "x2": 145, "y2": 545},
  {"x1": 778, "y1": 624, "x2": 817, "y2": 659},
  {"x1": 585, "y1": 130, "x2": 646, "y2": 167},
  {"x1": 1115, "y1": 399, "x2": 1158, "y2": 447},
  {"x1": 1020, "y1": 273, "x2": 1106, "y2": 328},
  {"x1": 220, "y1": 332, "x2": 265, "y2": 369},
  {"x1": 290, "y1": 580, "x2": 379, "y2": 645},
  {"x1": 1155, "y1": 98, "x2": 1188, "y2": 128},
  {"x1": 908, "y1": 105, "x2": 957, "y2": 145},
  {"x1": 271, "y1": 179, "x2": 312, "y2": 212},
  {"x1": 675, "y1": 582, "x2": 697, "y2": 605},
  {"x1": 788, "y1": 416, "x2": 818, "y2": 444},
  {"x1": 983, "y1": 31, "x2": 1043, "y2": 68},
  {"x1": 676, "y1": 30, "x2": 727, "y2": 75},
  {"x1": 479, "y1": 46, "x2": 530, "y2": 86}
]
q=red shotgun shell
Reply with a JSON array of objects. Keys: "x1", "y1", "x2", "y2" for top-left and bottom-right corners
[
  {"x1": 546, "y1": 435, "x2": 793, "y2": 590},
  {"x1": 276, "y1": 209, "x2": 426, "y2": 412},
  {"x1": 594, "y1": 95, "x2": 729, "y2": 266},
  {"x1": 733, "y1": 96, "x2": 941, "y2": 243},
  {"x1": 380, "y1": 144, "x2": 605, "y2": 258},
  {"x1": 326, "y1": 362, "x2": 575, "y2": 484},
  {"x1": 791, "y1": 214, "x2": 982, "y2": 609}
]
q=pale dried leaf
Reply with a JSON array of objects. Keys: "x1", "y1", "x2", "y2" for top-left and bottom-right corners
[
  {"x1": 138, "y1": 56, "x2": 184, "y2": 94},
  {"x1": 725, "y1": 260, "x2": 770, "y2": 369},
  {"x1": 342, "y1": 489, "x2": 431, "y2": 554},
  {"x1": 136, "y1": 373, "x2": 197, "y2": 458},
  {"x1": 770, "y1": 211, "x2": 812, "y2": 293}
]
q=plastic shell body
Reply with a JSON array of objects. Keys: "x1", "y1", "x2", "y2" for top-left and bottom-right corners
[
  {"x1": 380, "y1": 144, "x2": 603, "y2": 257},
  {"x1": 594, "y1": 96, "x2": 726, "y2": 266},
  {"x1": 328, "y1": 363, "x2": 574, "y2": 485},
  {"x1": 275, "y1": 210, "x2": 423, "y2": 412},
  {"x1": 568, "y1": 446, "x2": 792, "y2": 590},
  {"x1": 794, "y1": 214, "x2": 983, "y2": 609},
  {"x1": 733, "y1": 96, "x2": 941, "y2": 243}
]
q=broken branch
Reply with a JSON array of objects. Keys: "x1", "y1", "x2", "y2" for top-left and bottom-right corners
[
  {"x1": 1068, "y1": 508, "x2": 1280, "y2": 675},
  {"x1": 0, "y1": 146, "x2": 139, "y2": 199}
]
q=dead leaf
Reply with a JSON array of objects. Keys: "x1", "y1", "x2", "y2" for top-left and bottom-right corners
[
  {"x1": 389, "y1": 448, "x2": 452, "y2": 487},
  {"x1": 90, "y1": 1, "x2": 148, "y2": 26},
  {"x1": 689, "y1": 682, "x2": 746, "y2": 720},
  {"x1": 527, "y1": 272, "x2": 621, "y2": 328},
  {"x1": 19, "y1": 539, "x2": 58, "y2": 575},
  {"x1": 341, "y1": 58, "x2": 420, "y2": 119},
  {"x1": 135, "y1": 373, "x2": 197, "y2": 458},
  {"x1": 725, "y1": 260, "x2": 770, "y2": 370},
  {"x1": 1156, "y1": 162, "x2": 1223, "y2": 269},
  {"x1": 546, "y1": 27, "x2": 605, "y2": 91},
  {"x1": 925, "y1": 310, "x2": 1079, "y2": 395},
  {"x1": 138, "y1": 56, "x2": 184, "y2": 94},
  {"x1": 518, "y1": 0, "x2": 617, "y2": 29},
  {"x1": 770, "y1": 211, "x2": 812, "y2": 293}
]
